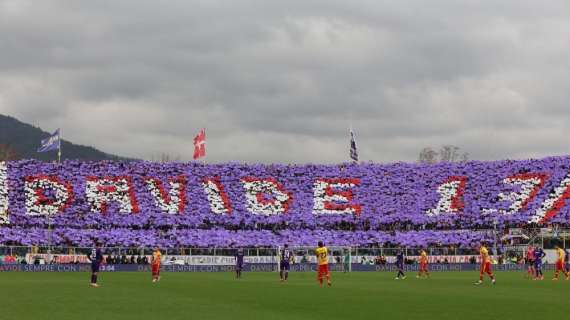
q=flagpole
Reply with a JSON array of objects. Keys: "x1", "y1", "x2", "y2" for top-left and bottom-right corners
[
  {"x1": 57, "y1": 128, "x2": 62, "y2": 164},
  {"x1": 48, "y1": 129, "x2": 61, "y2": 264}
]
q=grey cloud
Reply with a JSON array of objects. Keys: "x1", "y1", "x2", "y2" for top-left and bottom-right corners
[{"x1": 0, "y1": 0, "x2": 569, "y2": 163}]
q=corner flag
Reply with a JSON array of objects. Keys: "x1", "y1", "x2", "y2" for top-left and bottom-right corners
[
  {"x1": 350, "y1": 129, "x2": 358, "y2": 162},
  {"x1": 37, "y1": 129, "x2": 61, "y2": 153}
]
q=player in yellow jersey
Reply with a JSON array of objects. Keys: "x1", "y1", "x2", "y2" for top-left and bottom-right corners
[
  {"x1": 416, "y1": 249, "x2": 430, "y2": 279},
  {"x1": 552, "y1": 244, "x2": 569, "y2": 281},
  {"x1": 315, "y1": 241, "x2": 331, "y2": 287},
  {"x1": 475, "y1": 242, "x2": 496, "y2": 285},
  {"x1": 151, "y1": 247, "x2": 162, "y2": 283}
]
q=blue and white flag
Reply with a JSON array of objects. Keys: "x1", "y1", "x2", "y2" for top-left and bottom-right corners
[
  {"x1": 350, "y1": 129, "x2": 358, "y2": 162},
  {"x1": 37, "y1": 129, "x2": 61, "y2": 153}
]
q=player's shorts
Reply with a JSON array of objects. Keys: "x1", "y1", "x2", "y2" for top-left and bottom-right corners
[
  {"x1": 480, "y1": 261, "x2": 492, "y2": 274},
  {"x1": 420, "y1": 262, "x2": 428, "y2": 272},
  {"x1": 91, "y1": 263, "x2": 100, "y2": 273},
  {"x1": 396, "y1": 263, "x2": 404, "y2": 270},
  {"x1": 235, "y1": 263, "x2": 243, "y2": 271},
  {"x1": 526, "y1": 259, "x2": 534, "y2": 267},
  {"x1": 152, "y1": 263, "x2": 160, "y2": 276},
  {"x1": 280, "y1": 261, "x2": 290, "y2": 271},
  {"x1": 317, "y1": 264, "x2": 329, "y2": 278},
  {"x1": 555, "y1": 260, "x2": 565, "y2": 271},
  {"x1": 534, "y1": 261, "x2": 543, "y2": 270}
]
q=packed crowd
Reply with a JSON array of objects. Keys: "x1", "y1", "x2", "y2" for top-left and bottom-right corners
[{"x1": 1, "y1": 157, "x2": 569, "y2": 248}]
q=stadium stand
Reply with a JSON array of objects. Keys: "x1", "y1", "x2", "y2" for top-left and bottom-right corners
[{"x1": 0, "y1": 157, "x2": 569, "y2": 249}]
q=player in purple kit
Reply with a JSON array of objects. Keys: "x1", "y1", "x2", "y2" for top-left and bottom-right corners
[
  {"x1": 533, "y1": 246, "x2": 546, "y2": 281},
  {"x1": 395, "y1": 249, "x2": 406, "y2": 280},
  {"x1": 235, "y1": 248, "x2": 245, "y2": 279},
  {"x1": 279, "y1": 244, "x2": 294, "y2": 282},
  {"x1": 86, "y1": 242, "x2": 103, "y2": 287}
]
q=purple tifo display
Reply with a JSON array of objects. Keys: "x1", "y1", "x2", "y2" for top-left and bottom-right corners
[{"x1": 0, "y1": 157, "x2": 569, "y2": 248}]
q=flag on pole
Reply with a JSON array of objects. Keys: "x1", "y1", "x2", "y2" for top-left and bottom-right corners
[
  {"x1": 349, "y1": 129, "x2": 358, "y2": 162},
  {"x1": 193, "y1": 128, "x2": 206, "y2": 160},
  {"x1": 37, "y1": 129, "x2": 61, "y2": 153}
]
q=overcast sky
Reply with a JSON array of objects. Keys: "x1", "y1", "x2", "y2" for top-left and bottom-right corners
[{"x1": 0, "y1": 0, "x2": 569, "y2": 163}]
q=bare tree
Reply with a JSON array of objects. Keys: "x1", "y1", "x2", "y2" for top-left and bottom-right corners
[
  {"x1": 419, "y1": 147, "x2": 438, "y2": 164},
  {"x1": 419, "y1": 145, "x2": 469, "y2": 163},
  {"x1": 151, "y1": 153, "x2": 182, "y2": 163},
  {"x1": 439, "y1": 145, "x2": 460, "y2": 162},
  {"x1": 0, "y1": 144, "x2": 18, "y2": 161}
]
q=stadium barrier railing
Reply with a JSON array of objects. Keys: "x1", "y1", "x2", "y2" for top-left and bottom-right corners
[{"x1": 0, "y1": 245, "x2": 543, "y2": 266}]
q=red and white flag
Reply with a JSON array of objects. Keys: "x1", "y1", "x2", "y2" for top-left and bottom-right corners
[{"x1": 193, "y1": 128, "x2": 206, "y2": 160}]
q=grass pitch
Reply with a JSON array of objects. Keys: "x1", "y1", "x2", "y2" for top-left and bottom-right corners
[{"x1": 0, "y1": 271, "x2": 568, "y2": 320}]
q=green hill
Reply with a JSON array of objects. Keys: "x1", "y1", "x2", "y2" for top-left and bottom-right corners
[{"x1": 0, "y1": 114, "x2": 128, "y2": 161}]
